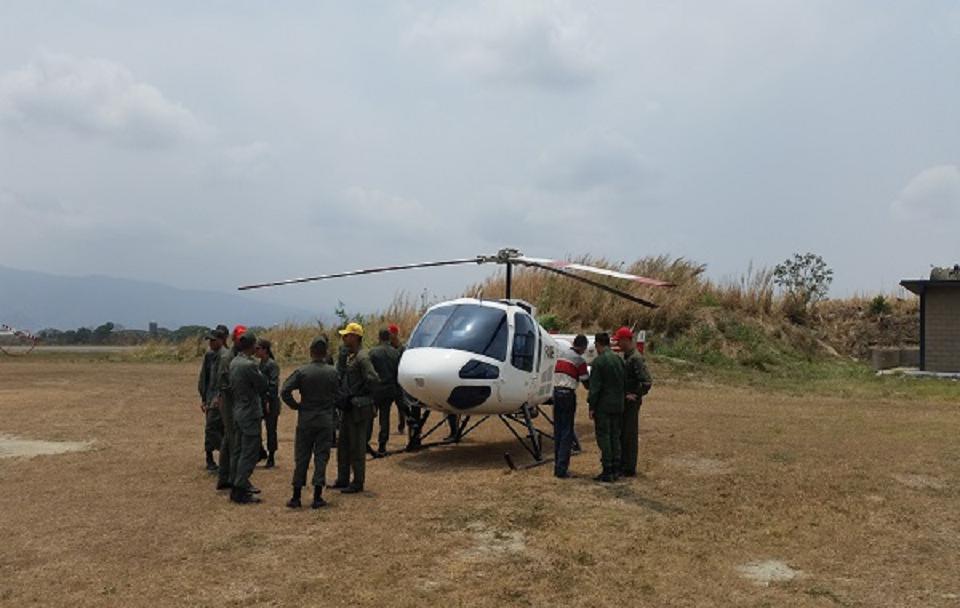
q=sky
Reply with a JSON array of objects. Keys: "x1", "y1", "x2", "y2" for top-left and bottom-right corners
[{"x1": 1, "y1": 1, "x2": 958, "y2": 318}]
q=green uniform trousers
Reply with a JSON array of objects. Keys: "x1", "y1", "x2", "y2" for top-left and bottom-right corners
[
  {"x1": 292, "y1": 421, "x2": 333, "y2": 488},
  {"x1": 233, "y1": 417, "x2": 262, "y2": 491},
  {"x1": 336, "y1": 404, "x2": 373, "y2": 488},
  {"x1": 217, "y1": 397, "x2": 237, "y2": 485},
  {"x1": 262, "y1": 399, "x2": 279, "y2": 453},
  {"x1": 593, "y1": 411, "x2": 622, "y2": 472},
  {"x1": 204, "y1": 405, "x2": 223, "y2": 453},
  {"x1": 619, "y1": 401, "x2": 640, "y2": 475},
  {"x1": 366, "y1": 394, "x2": 393, "y2": 450}
]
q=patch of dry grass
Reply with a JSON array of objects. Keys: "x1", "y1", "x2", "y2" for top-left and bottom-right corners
[{"x1": 0, "y1": 359, "x2": 957, "y2": 607}]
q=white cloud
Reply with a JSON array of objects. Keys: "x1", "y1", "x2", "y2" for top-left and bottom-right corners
[
  {"x1": 0, "y1": 52, "x2": 210, "y2": 147},
  {"x1": 406, "y1": 2, "x2": 599, "y2": 89},
  {"x1": 537, "y1": 132, "x2": 655, "y2": 195},
  {"x1": 892, "y1": 165, "x2": 960, "y2": 220},
  {"x1": 334, "y1": 187, "x2": 440, "y2": 233}
]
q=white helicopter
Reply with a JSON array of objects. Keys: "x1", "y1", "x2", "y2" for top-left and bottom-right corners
[
  {"x1": 239, "y1": 248, "x2": 672, "y2": 467},
  {"x1": 0, "y1": 323, "x2": 39, "y2": 356}
]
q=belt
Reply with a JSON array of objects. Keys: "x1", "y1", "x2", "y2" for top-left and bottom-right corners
[{"x1": 554, "y1": 387, "x2": 576, "y2": 393}]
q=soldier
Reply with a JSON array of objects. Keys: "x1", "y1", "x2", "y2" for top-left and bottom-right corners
[
  {"x1": 388, "y1": 324, "x2": 408, "y2": 432},
  {"x1": 368, "y1": 329, "x2": 400, "y2": 457},
  {"x1": 214, "y1": 325, "x2": 245, "y2": 491},
  {"x1": 281, "y1": 336, "x2": 339, "y2": 509},
  {"x1": 197, "y1": 325, "x2": 228, "y2": 471},
  {"x1": 614, "y1": 327, "x2": 652, "y2": 478},
  {"x1": 330, "y1": 322, "x2": 380, "y2": 494},
  {"x1": 255, "y1": 338, "x2": 281, "y2": 468},
  {"x1": 228, "y1": 332, "x2": 268, "y2": 504},
  {"x1": 587, "y1": 332, "x2": 625, "y2": 483},
  {"x1": 552, "y1": 334, "x2": 590, "y2": 479}
]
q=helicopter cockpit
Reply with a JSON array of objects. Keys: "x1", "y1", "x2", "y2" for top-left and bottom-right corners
[{"x1": 399, "y1": 299, "x2": 552, "y2": 414}]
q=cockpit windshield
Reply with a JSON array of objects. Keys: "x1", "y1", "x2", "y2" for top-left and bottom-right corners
[{"x1": 408, "y1": 304, "x2": 509, "y2": 361}]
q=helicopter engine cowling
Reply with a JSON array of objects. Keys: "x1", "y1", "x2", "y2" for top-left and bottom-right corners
[{"x1": 398, "y1": 347, "x2": 507, "y2": 415}]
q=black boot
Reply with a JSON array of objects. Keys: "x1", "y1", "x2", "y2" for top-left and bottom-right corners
[
  {"x1": 311, "y1": 486, "x2": 327, "y2": 509},
  {"x1": 265, "y1": 452, "x2": 275, "y2": 469},
  {"x1": 593, "y1": 468, "x2": 614, "y2": 483},
  {"x1": 328, "y1": 479, "x2": 349, "y2": 489},
  {"x1": 231, "y1": 487, "x2": 261, "y2": 504},
  {"x1": 340, "y1": 484, "x2": 363, "y2": 494},
  {"x1": 205, "y1": 451, "x2": 218, "y2": 472},
  {"x1": 259, "y1": 446, "x2": 268, "y2": 461},
  {"x1": 287, "y1": 486, "x2": 302, "y2": 509},
  {"x1": 377, "y1": 442, "x2": 387, "y2": 457}
]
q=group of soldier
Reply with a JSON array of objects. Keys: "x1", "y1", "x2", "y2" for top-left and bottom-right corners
[
  {"x1": 552, "y1": 327, "x2": 652, "y2": 482},
  {"x1": 196, "y1": 320, "x2": 653, "y2": 507},
  {"x1": 196, "y1": 322, "x2": 407, "y2": 507}
]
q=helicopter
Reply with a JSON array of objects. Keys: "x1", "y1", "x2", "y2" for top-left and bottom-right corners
[
  {"x1": 239, "y1": 248, "x2": 672, "y2": 467},
  {"x1": 0, "y1": 323, "x2": 40, "y2": 356}
]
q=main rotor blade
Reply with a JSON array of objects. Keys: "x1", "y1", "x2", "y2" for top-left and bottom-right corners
[
  {"x1": 238, "y1": 257, "x2": 483, "y2": 290},
  {"x1": 516, "y1": 257, "x2": 675, "y2": 288},
  {"x1": 516, "y1": 260, "x2": 660, "y2": 308}
]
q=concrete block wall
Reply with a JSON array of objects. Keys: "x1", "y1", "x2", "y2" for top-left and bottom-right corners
[{"x1": 924, "y1": 289, "x2": 960, "y2": 372}]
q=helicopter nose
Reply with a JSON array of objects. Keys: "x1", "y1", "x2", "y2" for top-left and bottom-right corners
[{"x1": 399, "y1": 348, "x2": 497, "y2": 411}]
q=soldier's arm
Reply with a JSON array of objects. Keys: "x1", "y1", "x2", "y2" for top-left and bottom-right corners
[
  {"x1": 637, "y1": 356, "x2": 652, "y2": 396},
  {"x1": 587, "y1": 356, "x2": 603, "y2": 409},
  {"x1": 360, "y1": 353, "x2": 381, "y2": 388},
  {"x1": 266, "y1": 361, "x2": 280, "y2": 399},
  {"x1": 280, "y1": 369, "x2": 302, "y2": 410},
  {"x1": 250, "y1": 362, "x2": 268, "y2": 394},
  {"x1": 198, "y1": 356, "x2": 207, "y2": 401}
]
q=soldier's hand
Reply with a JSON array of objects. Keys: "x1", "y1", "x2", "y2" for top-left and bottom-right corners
[
  {"x1": 200, "y1": 402, "x2": 207, "y2": 413},
  {"x1": 626, "y1": 393, "x2": 638, "y2": 402}
]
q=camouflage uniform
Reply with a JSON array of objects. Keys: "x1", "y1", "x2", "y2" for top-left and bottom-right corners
[
  {"x1": 619, "y1": 348, "x2": 652, "y2": 476},
  {"x1": 367, "y1": 341, "x2": 401, "y2": 453},
  {"x1": 229, "y1": 352, "x2": 267, "y2": 493},
  {"x1": 281, "y1": 360, "x2": 339, "y2": 490},
  {"x1": 259, "y1": 358, "x2": 281, "y2": 457},
  {"x1": 587, "y1": 349, "x2": 625, "y2": 475},
  {"x1": 215, "y1": 347, "x2": 238, "y2": 487},
  {"x1": 334, "y1": 349, "x2": 379, "y2": 490},
  {"x1": 197, "y1": 347, "x2": 224, "y2": 456}
]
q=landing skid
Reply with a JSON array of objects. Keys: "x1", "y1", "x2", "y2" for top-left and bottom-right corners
[{"x1": 374, "y1": 401, "x2": 561, "y2": 470}]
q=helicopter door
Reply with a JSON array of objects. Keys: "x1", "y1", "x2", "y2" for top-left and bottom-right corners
[{"x1": 511, "y1": 311, "x2": 539, "y2": 400}]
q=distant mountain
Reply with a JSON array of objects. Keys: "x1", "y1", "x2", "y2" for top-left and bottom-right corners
[{"x1": 0, "y1": 265, "x2": 316, "y2": 330}]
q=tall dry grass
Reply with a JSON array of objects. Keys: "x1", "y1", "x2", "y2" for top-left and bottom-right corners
[{"x1": 147, "y1": 255, "x2": 919, "y2": 364}]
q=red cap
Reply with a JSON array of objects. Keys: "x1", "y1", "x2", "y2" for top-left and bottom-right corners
[
  {"x1": 613, "y1": 326, "x2": 634, "y2": 341},
  {"x1": 388, "y1": 324, "x2": 400, "y2": 335},
  {"x1": 232, "y1": 324, "x2": 247, "y2": 340}
]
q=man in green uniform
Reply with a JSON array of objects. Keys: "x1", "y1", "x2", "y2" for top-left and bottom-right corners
[
  {"x1": 388, "y1": 324, "x2": 408, "y2": 433},
  {"x1": 197, "y1": 325, "x2": 227, "y2": 471},
  {"x1": 614, "y1": 327, "x2": 653, "y2": 478},
  {"x1": 281, "y1": 336, "x2": 339, "y2": 509},
  {"x1": 228, "y1": 331, "x2": 268, "y2": 504},
  {"x1": 214, "y1": 325, "x2": 245, "y2": 491},
  {"x1": 587, "y1": 332, "x2": 625, "y2": 483},
  {"x1": 368, "y1": 328, "x2": 401, "y2": 456},
  {"x1": 330, "y1": 322, "x2": 380, "y2": 494}
]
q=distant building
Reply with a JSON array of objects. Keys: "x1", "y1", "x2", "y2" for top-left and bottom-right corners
[
  {"x1": 901, "y1": 265, "x2": 960, "y2": 372},
  {"x1": 149, "y1": 322, "x2": 158, "y2": 336}
]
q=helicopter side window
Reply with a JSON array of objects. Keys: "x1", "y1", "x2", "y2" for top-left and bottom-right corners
[
  {"x1": 407, "y1": 304, "x2": 509, "y2": 361},
  {"x1": 511, "y1": 312, "x2": 537, "y2": 372}
]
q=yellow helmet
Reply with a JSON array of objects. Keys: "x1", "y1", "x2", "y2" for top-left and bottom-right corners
[{"x1": 337, "y1": 322, "x2": 364, "y2": 338}]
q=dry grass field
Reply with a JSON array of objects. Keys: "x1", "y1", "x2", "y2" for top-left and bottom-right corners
[{"x1": 1, "y1": 356, "x2": 958, "y2": 607}]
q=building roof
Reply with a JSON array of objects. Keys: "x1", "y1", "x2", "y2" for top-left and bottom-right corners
[{"x1": 900, "y1": 279, "x2": 960, "y2": 295}]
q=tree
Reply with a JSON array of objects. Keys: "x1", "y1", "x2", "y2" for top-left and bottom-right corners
[{"x1": 773, "y1": 253, "x2": 833, "y2": 323}]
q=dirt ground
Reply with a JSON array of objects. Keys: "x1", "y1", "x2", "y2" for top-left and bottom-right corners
[{"x1": 1, "y1": 358, "x2": 958, "y2": 607}]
